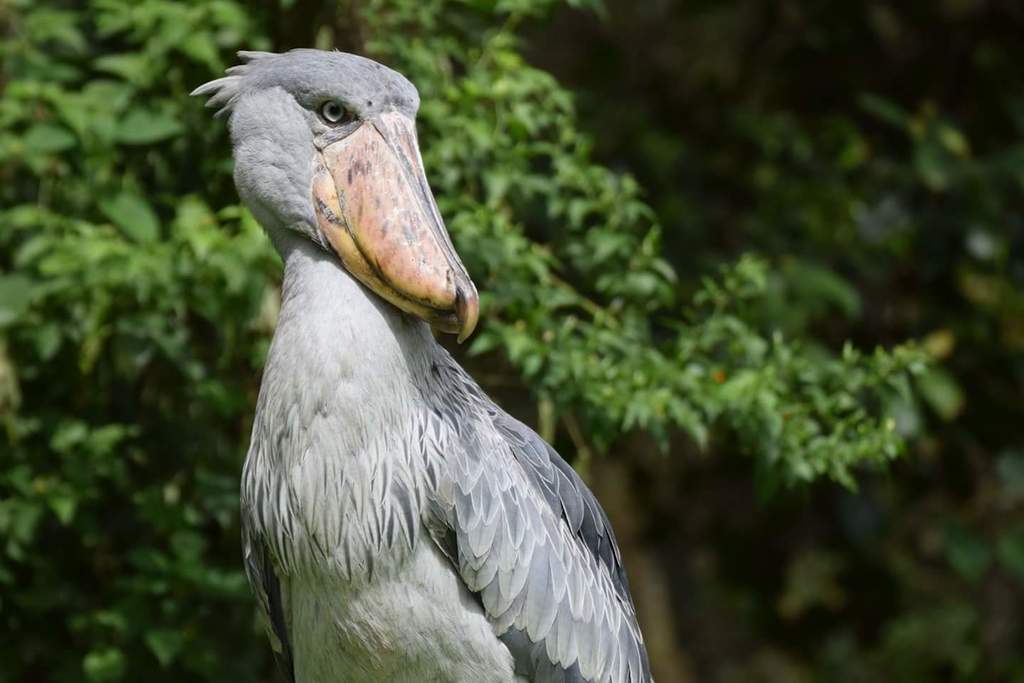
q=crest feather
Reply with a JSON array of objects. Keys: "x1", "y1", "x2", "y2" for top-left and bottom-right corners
[{"x1": 190, "y1": 51, "x2": 275, "y2": 117}]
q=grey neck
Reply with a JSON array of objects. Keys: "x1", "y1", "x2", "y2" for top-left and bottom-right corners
[{"x1": 265, "y1": 234, "x2": 440, "y2": 415}]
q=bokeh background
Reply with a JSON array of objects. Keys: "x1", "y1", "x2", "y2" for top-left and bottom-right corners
[{"x1": 2, "y1": 0, "x2": 1023, "y2": 681}]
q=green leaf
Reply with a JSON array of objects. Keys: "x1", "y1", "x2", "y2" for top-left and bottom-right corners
[
  {"x1": 937, "y1": 123, "x2": 970, "y2": 158},
  {"x1": 115, "y1": 109, "x2": 184, "y2": 145},
  {"x1": 916, "y1": 367, "x2": 965, "y2": 421},
  {"x1": 83, "y1": 648, "x2": 125, "y2": 682},
  {"x1": 99, "y1": 192, "x2": 160, "y2": 243},
  {"x1": 0, "y1": 274, "x2": 36, "y2": 327},
  {"x1": 786, "y1": 260, "x2": 862, "y2": 319},
  {"x1": 145, "y1": 629, "x2": 184, "y2": 667},
  {"x1": 858, "y1": 93, "x2": 910, "y2": 129},
  {"x1": 180, "y1": 32, "x2": 223, "y2": 73},
  {"x1": 48, "y1": 492, "x2": 77, "y2": 525},
  {"x1": 914, "y1": 141, "x2": 953, "y2": 192},
  {"x1": 94, "y1": 53, "x2": 152, "y2": 85},
  {"x1": 21, "y1": 123, "x2": 77, "y2": 154},
  {"x1": 25, "y1": 9, "x2": 87, "y2": 53}
]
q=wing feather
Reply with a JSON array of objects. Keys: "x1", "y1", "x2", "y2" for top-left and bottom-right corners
[
  {"x1": 424, "y1": 365, "x2": 651, "y2": 683},
  {"x1": 241, "y1": 513, "x2": 295, "y2": 683}
]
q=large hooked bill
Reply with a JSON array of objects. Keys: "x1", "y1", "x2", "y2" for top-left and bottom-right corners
[{"x1": 312, "y1": 111, "x2": 479, "y2": 342}]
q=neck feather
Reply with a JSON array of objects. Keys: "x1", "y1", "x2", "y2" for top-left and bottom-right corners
[{"x1": 265, "y1": 236, "x2": 440, "y2": 409}]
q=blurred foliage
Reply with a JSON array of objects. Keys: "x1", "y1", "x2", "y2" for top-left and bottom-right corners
[
  {"x1": 527, "y1": 1, "x2": 1024, "y2": 680},
  {"x1": 0, "y1": 0, "x2": 1017, "y2": 682}
]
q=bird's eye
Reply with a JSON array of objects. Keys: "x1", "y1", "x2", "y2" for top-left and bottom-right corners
[{"x1": 319, "y1": 101, "x2": 349, "y2": 125}]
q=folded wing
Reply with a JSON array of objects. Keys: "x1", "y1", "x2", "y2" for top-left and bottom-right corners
[{"x1": 425, "y1": 391, "x2": 651, "y2": 683}]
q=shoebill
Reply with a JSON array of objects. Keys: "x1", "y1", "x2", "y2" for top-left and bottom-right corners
[{"x1": 192, "y1": 49, "x2": 651, "y2": 683}]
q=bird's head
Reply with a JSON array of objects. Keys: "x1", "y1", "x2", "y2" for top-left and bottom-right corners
[{"x1": 192, "y1": 49, "x2": 478, "y2": 342}]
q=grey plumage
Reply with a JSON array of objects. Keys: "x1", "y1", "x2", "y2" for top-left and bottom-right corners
[
  {"x1": 192, "y1": 50, "x2": 418, "y2": 119},
  {"x1": 193, "y1": 49, "x2": 651, "y2": 682},
  {"x1": 424, "y1": 367, "x2": 649, "y2": 682}
]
